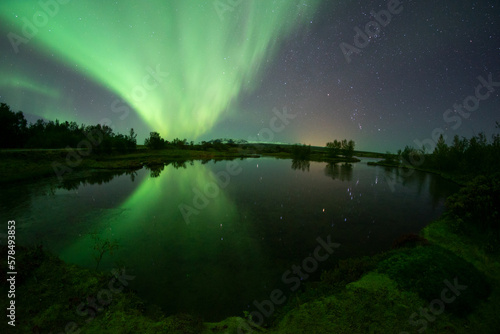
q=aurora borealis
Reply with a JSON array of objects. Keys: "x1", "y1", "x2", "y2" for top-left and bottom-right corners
[{"x1": 0, "y1": 0, "x2": 499, "y2": 152}]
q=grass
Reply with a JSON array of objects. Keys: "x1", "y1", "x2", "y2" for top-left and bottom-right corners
[
  {"x1": 8, "y1": 214, "x2": 496, "y2": 333},
  {"x1": 0, "y1": 145, "x2": 362, "y2": 184},
  {"x1": 2, "y1": 149, "x2": 499, "y2": 332},
  {"x1": 1, "y1": 245, "x2": 256, "y2": 333},
  {"x1": 263, "y1": 215, "x2": 500, "y2": 333},
  {"x1": 0, "y1": 147, "x2": 259, "y2": 183}
]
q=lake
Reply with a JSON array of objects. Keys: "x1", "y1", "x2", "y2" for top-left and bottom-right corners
[{"x1": 0, "y1": 157, "x2": 459, "y2": 321}]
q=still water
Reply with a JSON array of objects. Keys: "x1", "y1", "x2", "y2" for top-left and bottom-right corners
[{"x1": 0, "y1": 157, "x2": 459, "y2": 320}]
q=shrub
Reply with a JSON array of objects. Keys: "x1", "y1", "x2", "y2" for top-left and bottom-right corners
[
  {"x1": 446, "y1": 173, "x2": 500, "y2": 232},
  {"x1": 377, "y1": 245, "x2": 490, "y2": 316}
]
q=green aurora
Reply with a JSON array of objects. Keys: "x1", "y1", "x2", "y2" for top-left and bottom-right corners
[
  {"x1": 56, "y1": 162, "x2": 272, "y2": 318},
  {"x1": 1, "y1": 0, "x2": 320, "y2": 139}
]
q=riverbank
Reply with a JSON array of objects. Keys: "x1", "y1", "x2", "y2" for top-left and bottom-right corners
[
  {"x1": 3, "y1": 174, "x2": 498, "y2": 333},
  {"x1": 265, "y1": 215, "x2": 499, "y2": 333},
  {"x1": 367, "y1": 159, "x2": 470, "y2": 186},
  {"x1": 0, "y1": 146, "x2": 364, "y2": 184}
]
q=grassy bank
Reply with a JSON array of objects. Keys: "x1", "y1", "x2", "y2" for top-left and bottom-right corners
[
  {"x1": 265, "y1": 214, "x2": 499, "y2": 333},
  {"x1": 3, "y1": 173, "x2": 498, "y2": 333},
  {"x1": 0, "y1": 148, "x2": 259, "y2": 183},
  {"x1": 0, "y1": 145, "x2": 362, "y2": 184},
  {"x1": 5, "y1": 203, "x2": 498, "y2": 333},
  {"x1": 367, "y1": 159, "x2": 470, "y2": 186},
  {"x1": 1, "y1": 244, "x2": 252, "y2": 333},
  {"x1": 263, "y1": 174, "x2": 500, "y2": 333}
]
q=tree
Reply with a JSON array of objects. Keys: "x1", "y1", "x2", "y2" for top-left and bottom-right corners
[
  {"x1": 292, "y1": 144, "x2": 311, "y2": 160},
  {"x1": 326, "y1": 140, "x2": 341, "y2": 157},
  {"x1": 400, "y1": 145, "x2": 424, "y2": 166},
  {"x1": 126, "y1": 128, "x2": 137, "y2": 151},
  {"x1": 91, "y1": 124, "x2": 113, "y2": 153},
  {"x1": 0, "y1": 103, "x2": 28, "y2": 148},
  {"x1": 90, "y1": 233, "x2": 119, "y2": 271},
  {"x1": 342, "y1": 139, "x2": 355, "y2": 158},
  {"x1": 433, "y1": 134, "x2": 450, "y2": 169},
  {"x1": 145, "y1": 131, "x2": 164, "y2": 149}
]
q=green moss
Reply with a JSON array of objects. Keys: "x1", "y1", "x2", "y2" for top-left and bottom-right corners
[
  {"x1": 320, "y1": 255, "x2": 383, "y2": 287},
  {"x1": 3, "y1": 158, "x2": 500, "y2": 333},
  {"x1": 377, "y1": 245, "x2": 490, "y2": 316},
  {"x1": 270, "y1": 273, "x2": 425, "y2": 333},
  {"x1": 346, "y1": 272, "x2": 397, "y2": 292}
]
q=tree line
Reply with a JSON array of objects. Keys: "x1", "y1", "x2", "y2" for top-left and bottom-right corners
[
  {"x1": 396, "y1": 124, "x2": 500, "y2": 176},
  {"x1": 0, "y1": 103, "x2": 136, "y2": 152},
  {"x1": 1, "y1": 102, "x2": 360, "y2": 159},
  {"x1": 326, "y1": 139, "x2": 355, "y2": 158}
]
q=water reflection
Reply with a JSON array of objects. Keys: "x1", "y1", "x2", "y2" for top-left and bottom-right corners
[
  {"x1": 146, "y1": 164, "x2": 164, "y2": 178},
  {"x1": 60, "y1": 170, "x2": 138, "y2": 190},
  {"x1": 57, "y1": 161, "x2": 270, "y2": 320},
  {"x1": 324, "y1": 162, "x2": 353, "y2": 181},
  {"x1": 291, "y1": 159, "x2": 310, "y2": 171},
  {"x1": 381, "y1": 166, "x2": 454, "y2": 209},
  {"x1": 0, "y1": 157, "x2": 460, "y2": 321}
]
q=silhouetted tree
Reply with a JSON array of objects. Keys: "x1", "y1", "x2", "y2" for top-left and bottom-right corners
[
  {"x1": 145, "y1": 131, "x2": 164, "y2": 149},
  {"x1": 0, "y1": 103, "x2": 28, "y2": 148},
  {"x1": 291, "y1": 144, "x2": 311, "y2": 160},
  {"x1": 326, "y1": 140, "x2": 341, "y2": 157},
  {"x1": 126, "y1": 128, "x2": 137, "y2": 151},
  {"x1": 0, "y1": 102, "x2": 138, "y2": 151},
  {"x1": 342, "y1": 139, "x2": 355, "y2": 158},
  {"x1": 326, "y1": 139, "x2": 355, "y2": 158},
  {"x1": 433, "y1": 134, "x2": 451, "y2": 170}
]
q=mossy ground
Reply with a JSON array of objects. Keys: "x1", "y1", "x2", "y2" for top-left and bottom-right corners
[
  {"x1": 3, "y1": 213, "x2": 498, "y2": 333},
  {"x1": 0, "y1": 146, "x2": 374, "y2": 184},
  {"x1": 263, "y1": 216, "x2": 500, "y2": 333},
  {"x1": 1, "y1": 245, "x2": 252, "y2": 333},
  {"x1": 2, "y1": 153, "x2": 498, "y2": 333}
]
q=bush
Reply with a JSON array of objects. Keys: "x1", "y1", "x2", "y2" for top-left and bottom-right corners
[
  {"x1": 377, "y1": 245, "x2": 490, "y2": 316},
  {"x1": 446, "y1": 173, "x2": 500, "y2": 231}
]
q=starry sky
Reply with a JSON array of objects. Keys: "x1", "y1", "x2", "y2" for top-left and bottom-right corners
[{"x1": 0, "y1": 0, "x2": 499, "y2": 152}]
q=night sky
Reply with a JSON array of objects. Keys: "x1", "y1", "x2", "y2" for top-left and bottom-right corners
[{"x1": 1, "y1": 0, "x2": 498, "y2": 152}]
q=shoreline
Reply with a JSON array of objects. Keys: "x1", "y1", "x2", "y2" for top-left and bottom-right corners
[
  {"x1": 367, "y1": 159, "x2": 469, "y2": 186},
  {"x1": 4, "y1": 203, "x2": 498, "y2": 333},
  {"x1": 2, "y1": 154, "x2": 498, "y2": 332},
  {"x1": 0, "y1": 147, "x2": 364, "y2": 184}
]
